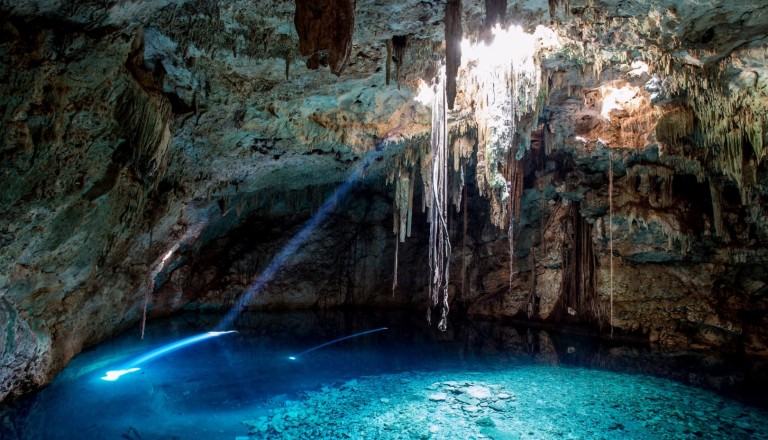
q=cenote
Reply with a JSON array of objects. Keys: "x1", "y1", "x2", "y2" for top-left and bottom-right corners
[
  {"x1": 1, "y1": 310, "x2": 767, "y2": 439},
  {"x1": 4, "y1": 1, "x2": 768, "y2": 440}
]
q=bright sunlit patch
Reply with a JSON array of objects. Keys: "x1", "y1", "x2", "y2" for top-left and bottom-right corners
[
  {"x1": 600, "y1": 84, "x2": 640, "y2": 120},
  {"x1": 414, "y1": 79, "x2": 435, "y2": 106},
  {"x1": 461, "y1": 25, "x2": 533, "y2": 70},
  {"x1": 460, "y1": 24, "x2": 560, "y2": 72},
  {"x1": 101, "y1": 368, "x2": 140, "y2": 381},
  {"x1": 628, "y1": 60, "x2": 649, "y2": 77}
]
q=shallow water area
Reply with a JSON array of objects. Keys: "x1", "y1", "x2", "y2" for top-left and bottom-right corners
[{"x1": 1, "y1": 310, "x2": 767, "y2": 439}]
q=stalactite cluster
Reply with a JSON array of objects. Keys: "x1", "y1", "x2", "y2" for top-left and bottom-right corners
[
  {"x1": 649, "y1": 48, "x2": 767, "y2": 203},
  {"x1": 622, "y1": 164, "x2": 693, "y2": 255},
  {"x1": 558, "y1": 202, "x2": 601, "y2": 326},
  {"x1": 294, "y1": 0, "x2": 356, "y2": 76},
  {"x1": 387, "y1": 140, "x2": 425, "y2": 249},
  {"x1": 655, "y1": 105, "x2": 695, "y2": 146},
  {"x1": 115, "y1": 82, "x2": 174, "y2": 189},
  {"x1": 468, "y1": 27, "x2": 543, "y2": 228}
]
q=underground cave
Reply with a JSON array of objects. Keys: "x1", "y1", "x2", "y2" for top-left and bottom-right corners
[{"x1": 1, "y1": 0, "x2": 768, "y2": 438}]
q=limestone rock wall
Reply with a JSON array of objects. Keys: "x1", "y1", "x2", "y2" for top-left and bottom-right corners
[{"x1": 0, "y1": 20, "x2": 179, "y2": 401}]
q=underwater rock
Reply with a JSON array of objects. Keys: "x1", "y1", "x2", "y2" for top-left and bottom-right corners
[
  {"x1": 490, "y1": 401, "x2": 508, "y2": 412},
  {"x1": 457, "y1": 394, "x2": 481, "y2": 406},
  {"x1": 428, "y1": 392, "x2": 448, "y2": 401},
  {"x1": 463, "y1": 385, "x2": 493, "y2": 400}
]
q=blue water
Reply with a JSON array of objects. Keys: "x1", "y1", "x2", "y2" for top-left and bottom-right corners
[{"x1": 1, "y1": 311, "x2": 767, "y2": 439}]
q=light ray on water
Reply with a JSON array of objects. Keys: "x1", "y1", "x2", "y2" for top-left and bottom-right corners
[
  {"x1": 101, "y1": 331, "x2": 237, "y2": 381},
  {"x1": 287, "y1": 327, "x2": 389, "y2": 360},
  {"x1": 103, "y1": 133, "x2": 400, "y2": 381}
]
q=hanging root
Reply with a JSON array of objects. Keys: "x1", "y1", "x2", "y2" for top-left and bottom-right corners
[
  {"x1": 428, "y1": 71, "x2": 452, "y2": 331},
  {"x1": 392, "y1": 236, "x2": 399, "y2": 296},
  {"x1": 609, "y1": 149, "x2": 614, "y2": 338}
]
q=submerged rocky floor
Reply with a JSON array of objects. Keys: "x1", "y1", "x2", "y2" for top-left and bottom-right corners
[
  {"x1": 242, "y1": 367, "x2": 768, "y2": 440},
  {"x1": 2, "y1": 310, "x2": 767, "y2": 440}
]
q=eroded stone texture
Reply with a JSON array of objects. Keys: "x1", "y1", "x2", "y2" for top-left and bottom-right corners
[{"x1": 0, "y1": 20, "x2": 175, "y2": 401}]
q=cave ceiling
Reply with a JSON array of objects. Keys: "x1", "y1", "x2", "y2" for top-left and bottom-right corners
[{"x1": 6, "y1": 0, "x2": 767, "y2": 198}]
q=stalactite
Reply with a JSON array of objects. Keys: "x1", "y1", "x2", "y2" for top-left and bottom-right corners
[
  {"x1": 407, "y1": 169, "x2": 415, "y2": 238},
  {"x1": 294, "y1": 0, "x2": 356, "y2": 76},
  {"x1": 482, "y1": 0, "x2": 507, "y2": 42},
  {"x1": 385, "y1": 39, "x2": 393, "y2": 86},
  {"x1": 709, "y1": 178, "x2": 724, "y2": 238},
  {"x1": 392, "y1": 35, "x2": 408, "y2": 89},
  {"x1": 394, "y1": 168, "x2": 410, "y2": 242},
  {"x1": 115, "y1": 83, "x2": 173, "y2": 189},
  {"x1": 452, "y1": 135, "x2": 474, "y2": 172},
  {"x1": 427, "y1": 71, "x2": 452, "y2": 331},
  {"x1": 445, "y1": 0, "x2": 462, "y2": 110}
]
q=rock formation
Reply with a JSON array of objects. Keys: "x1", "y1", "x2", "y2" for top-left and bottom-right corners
[{"x1": 1, "y1": 0, "x2": 767, "y2": 402}]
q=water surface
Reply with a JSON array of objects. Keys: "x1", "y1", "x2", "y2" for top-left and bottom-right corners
[{"x1": 1, "y1": 310, "x2": 766, "y2": 439}]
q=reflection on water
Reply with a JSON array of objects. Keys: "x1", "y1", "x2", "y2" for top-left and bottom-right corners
[{"x1": 0, "y1": 310, "x2": 766, "y2": 439}]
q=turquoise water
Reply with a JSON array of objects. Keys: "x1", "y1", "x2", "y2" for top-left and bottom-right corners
[{"x1": 1, "y1": 311, "x2": 767, "y2": 439}]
